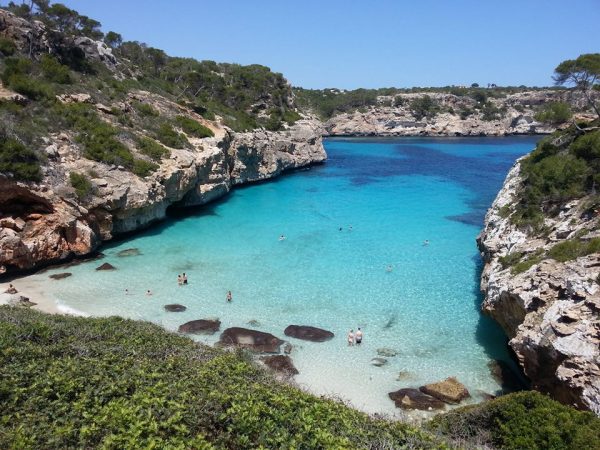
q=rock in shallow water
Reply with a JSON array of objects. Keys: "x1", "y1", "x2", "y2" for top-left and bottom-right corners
[
  {"x1": 260, "y1": 355, "x2": 299, "y2": 376},
  {"x1": 219, "y1": 327, "x2": 283, "y2": 353},
  {"x1": 178, "y1": 319, "x2": 220, "y2": 334},
  {"x1": 49, "y1": 272, "x2": 72, "y2": 280},
  {"x1": 117, "y1": 248, "x2": 141, "y2": 257},
  {"x1": 96, "y1": 262, "x2": 116, "y2": 271},
  {"x1": 164, "y1": 304, "x2": 187, "y2": 312},
  {"x1": 419, "y1": 377, "x2": 470, "y2": 404},
  {"x1": 388, "y1": 388, "x2": 446, "y2": 411},
  {"x1": 377, "y1": 347, "x2": 399, "y2": 357},
  {"x1": 371, "y1": 357, "x2": 388, "y2": 367},
  {"x1": 284, "y1": 324, "x2": 334, "y2": 342}
]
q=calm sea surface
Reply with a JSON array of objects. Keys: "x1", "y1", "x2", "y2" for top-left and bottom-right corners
[{"x1": 31, "y1": 136, "x2": 540, "y2": 416}]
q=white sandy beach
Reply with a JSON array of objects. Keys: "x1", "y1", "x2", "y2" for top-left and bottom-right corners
[{"x1": 0, "y1": 277, "x2": 87, "y2": 316}]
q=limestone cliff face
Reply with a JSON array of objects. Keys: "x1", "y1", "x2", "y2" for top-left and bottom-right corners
[
  {"x1": 0, "y1": 103, "x2": 325, "y2": 275},
  {"x1": 325, "y1": 91, "x2": 592, "y2": 136},
  {"x1": 478, "y1": 161, "x2": 600, "y2": 414}
]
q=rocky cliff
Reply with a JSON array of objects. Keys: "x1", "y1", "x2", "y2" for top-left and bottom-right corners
[
  {"x1": 478, "y1": 160, "x2": 600, "y2": 414},
  {"x1": 0, "y1": 89, "x2": 325, "y2": 275},
  {"x1": 324, "y1": 91, "x2": 592, "y2": 136}
]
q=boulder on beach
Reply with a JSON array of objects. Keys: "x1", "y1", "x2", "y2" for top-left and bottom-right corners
[
  {"x1": 388, "y1": 388, "x2": 446, "y2": 411},
  {"x1": 117, "y1": 248, "x2": 141, "y2": 257},
  {"x1": 219, "y1": 327, "x2": 283, "y2": 353},
  {"x1": 284, "y1": 325, "x2": 334, "y2": 342},
  {"x1": 96, "y1": 262, "x2": 116, "y2": 271},
  {"x1": 178, "y1": 319, "x2": 220, "y2": 334},
  {"x1": 49, "y1": 272, "x2": 72, "y2": 280},
  {"x1": 260, "y1": 355, "x2": 299, "y2": 376},
  {"x1": 419, "y1": 377, "x2": 470, "y2": 404},
  {"x1": 164, "y1": 304, "x2": 187, "y2": 312}
]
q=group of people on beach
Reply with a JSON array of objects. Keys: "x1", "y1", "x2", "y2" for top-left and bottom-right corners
[{"x1": 347, "y1": 327, "x2": 363, "y2": 346}]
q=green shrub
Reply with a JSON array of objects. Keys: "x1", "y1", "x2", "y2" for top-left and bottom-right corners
[
  {"x1": 134, "y1": 101, "x2": 159, "y2": 117},
  {"x1": 132, "y1": 158, "x2": 158, "y2": 177},
  {"x1": 59, "y1": 103, "x2": 135, "y2": 168},
  {"x1": 0, "y1": 37, "x2": 16, "y2": 56},
  {"x1": 570, "y1": 130, "x2": 600, "y2": 162},
  {"x1": 174, "y1": 115, "x2": 214, "y2": 138},
  {"x1": 429, "y1": 391, "x2": 600, "y2": 450},
  {"x1": 481, "y1": 101, "x2": 504, "y2": 121},
  {"x1": 499, "y1": 252, "x2": 524, "y2": 269},
  {"x1": 40, "y1": 55, "x2": 72, "y2": 84},
  {"x1": 0, "y1": 307, "x2": 437, "y2": 449},
  {"x1": 410, "y1": 95, "x2": 439, "y2": 120},
  {"x1": 548, "y1": 237, "x2": 600, "y2": 263},
  {"x1": 155, "y1": 123, "x2": 189, "y2": 148},
  {"x1": 137, "y1": 136, "x2": 170, "y2": 161},
  {"x1": 69, "y1": 171, "x2": 92, "y2": 198},
  {"x1": 535, "y1": 102, "x2": 572, "y2": 125},
  {"x1": 0, "y1": 137, "x2": 42, "y2": 181}
]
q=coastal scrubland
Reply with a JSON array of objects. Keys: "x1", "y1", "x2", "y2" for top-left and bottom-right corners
[{"x1": 2, "y1": 306, "x2": 600, "y2": 449}]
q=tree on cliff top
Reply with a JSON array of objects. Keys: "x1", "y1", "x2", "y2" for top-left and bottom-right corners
[{"x1": 554, "y1": 53, "x2": 600, "y2": 120}]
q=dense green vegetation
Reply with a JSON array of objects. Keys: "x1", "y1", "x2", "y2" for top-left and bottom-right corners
[
  {"x1": 534, "y1": 102, "x2": 573, "y2": 125},
  {"x1": 509, "y1": 123, "x2": 600, "y2": 231},
  {"x1": 0, "y1": 1, "x2": 303, "y2": 182},
  {"x1": 2, "y1": 306, "x2": 599, "y2": 449},
  {"x1": 429, "y1": 391, "x2": 600, "y2": 450},
  {"x1": 0, "y1": 307, "x2": 438, "y2": 449}
]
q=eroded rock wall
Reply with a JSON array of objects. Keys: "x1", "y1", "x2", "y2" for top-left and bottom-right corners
[
  {"x1": 0, "y1": 115, "x2": 325, "y2": 275},
  {"x1": 477, "y1": 161, "x2": 600, "y2": 414}
]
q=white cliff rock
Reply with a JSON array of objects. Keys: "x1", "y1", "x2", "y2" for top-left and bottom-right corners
[{"x1": 478, "y1": 159, "x2": 600, "y2": 414}]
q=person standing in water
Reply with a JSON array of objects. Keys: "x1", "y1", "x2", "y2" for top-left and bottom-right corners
[
  {"x1": 347, "y1": 329, "x2": 355, "y2": 346},
  {"x1": 226, "y1": 291, "x2": 232, "y2": 302},
  {"x1": 182, "y1": 273, "x2": 188, "y2": 285},
  {"x1": 177, "y1": 274, "x2": 182, "y2": 286},
  {"x1": 355, "y1": 328, "x2": 363, "y2": 345},
  {"x1": 146, "y1": 289, "x2": 153, "y2": 296}
]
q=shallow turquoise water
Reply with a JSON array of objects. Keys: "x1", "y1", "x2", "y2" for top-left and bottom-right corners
[{"x1": 32, "y1": 136, "x2": 539, "y2": 416}]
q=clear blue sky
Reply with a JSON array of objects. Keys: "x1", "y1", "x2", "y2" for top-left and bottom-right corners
[{"x1": 60, "y1": 0, "x2": 599, "y2": 89}]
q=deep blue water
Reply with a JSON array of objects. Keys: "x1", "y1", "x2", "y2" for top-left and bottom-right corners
[{"x1": 29, "y1": 136, "x2": 540, "y2": 415}]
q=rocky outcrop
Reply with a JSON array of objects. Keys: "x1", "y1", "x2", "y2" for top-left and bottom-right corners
[
  {"x1": 218, "y1": 327, "x2": 283, "y2": 353},
  {"x1": 388, "y1": 388, "x2": 446, "y2": 411},
  {"x1": 419, "y1": 378, "x2": 470, "y2": 404},
  {"x1": 0, "y1": 102, "x2": 325, "y2": 275},
  {"x1": 178, "y1": 319, "x2": 221, "y2": 334},
  {"x1": 325, "y1": 91, "x2": 593, "y2": 137},
  {"x1": 478, "y1": 160, "x2": 600, "y2": 414},
  {"x1": 283, "y1": 325, "x2": 334, "y2": 342}
]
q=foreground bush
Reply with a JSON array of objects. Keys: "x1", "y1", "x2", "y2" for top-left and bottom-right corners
[
  {"x1": 428, "y1": 391, "x2": 600, "y2": 450},
  {"x1": 0, "y1": 137, "x2": 42, "y2": 181},
  {"x1": 0, "y1": 307, "x2": 438, "y2": 449}
]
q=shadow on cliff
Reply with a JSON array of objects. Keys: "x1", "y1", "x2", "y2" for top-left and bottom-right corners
[{"x1": 471, "y1": 253, "x2": 530, "y2": 393}]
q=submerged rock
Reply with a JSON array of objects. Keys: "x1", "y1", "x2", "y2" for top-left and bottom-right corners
[
  {"x1": 283, "y1": 342, "x2": 293, "y2": 354},
  {"x1": 117, "y1": 248, "x2": 141, "y2": 257},
  {"x1": 419, "y1": 377, "x2": 470, "y2": 404},
  {"x1": 388, "y1": 388, "x2": 445, "y2": 411},
  {"x1": 260, "y1": 355, "x2": 299, "y2": 376},
  {"x1": 219, "y1": 327, "x2": 283, "y2": 353},
  {"x1": 377, "y1": 347, "x2": 399, "y2": 357},
  {"x1": 164, "y1": 304, "x2": 187, "y2": 312},
  {"x1": 178, "y1": 319, "x2": 220, "y2": 334},
  {"x1": 96, "y1": 262, "x2": 116, "y2": 271},
  {"x1": 247, "y1": 319, "x2": 261, "y2": 327},
  {"x1": 371, "y1": 357, "x2": 388, "y2": 367},
  {"x1": 396, "y1": 371, "x2": 417, "y2": 381},
  {"x1": 49, "y1": 272, "x2": 72, "y2": 280},
  {"x1": 284, "y1": 324, "x2": 334, "y2": 342}
]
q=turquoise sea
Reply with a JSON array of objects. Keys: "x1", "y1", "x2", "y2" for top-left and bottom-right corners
[{"x1": 30, "y1": 136, "x2": 540, "y2": 416}]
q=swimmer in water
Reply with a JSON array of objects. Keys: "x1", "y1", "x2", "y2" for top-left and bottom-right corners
[
  {"x1": 146, "y1": 289, "x2": 153, "y2": 296},
  {"x1": 423, "y1": 240, "x2": 430, "y2": 246},
  {"x1": 386, "y1": 264, "x2": 393, "y2": 272},
  {"x1": 226, "y1": 290, "x2": 232, "y2": 302},
  {"x1": 279, "y1": 235, "x2": 286, "y2": 241}
]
